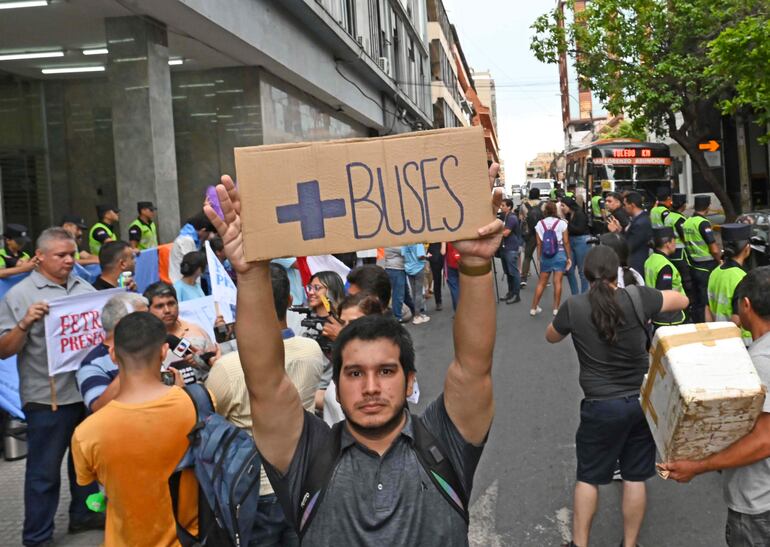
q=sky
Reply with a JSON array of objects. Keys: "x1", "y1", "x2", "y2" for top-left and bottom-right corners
[{"x1": 442, "y1": 0, "x2": 565, "y2": 187}]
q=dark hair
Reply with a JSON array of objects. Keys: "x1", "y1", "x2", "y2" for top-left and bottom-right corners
[
  {"x1": 652, "y1": 235, "x2": 675, "y2": 250},
  {"x1": 113, "y1": 311, "x2": 167, "y2": 365},
  {"x1": 736, "y1": 267, "x2": 770, "y2": 318},
  {"x1": 188, "y1": 211, "x2": 215, "y2": 232},
  {"x1": 624, "y1": 191, "x2": 643, "y2": 209},
  {"x1": 143, "y1": 281, "x2": 177, "y2": 305},
  {"x1": 599, "y1": 233, "x2": 638, "y2": 287},
  {"x1": 331, "y1": 314, "x2": 415, "y2": 385},
  {"x1": 337, "y1": 292, "x2": 384, "y2": 318},
  {"x1": 347, "y1": 265, "x2": 391, "y2": 309},
  {"x1": 529, "y1": 188, "x2": 541, "y2": 199},
  {"x1": 209, "y1": 236, "x2": 224, "y2": 253},
  {"x1": 605, "y1": 192, "x2": 623, "y2": 202},
  {"x1": 269, "y1": 263, "x2": 290, "y2": 321},
  {"x1": 502, "y1": 198, "x2": 514, "y2": 209},
  {"x1": 584, "y1": 246, "x2": 625, "y2": 344},
  {"x1": 180, "y1": 251, "x2": 206, "y2": 277},
  {"x1": 724, "y1": 240, "x2": 750, "y2": 260},
  {"x1": 99, "y1": 240, "x2": 130, "y2": 270},
  {"x1": 543, "y1": 201, "x2": 558, "y2": 217},
  {"x1": 310, "y1": 271, "x2": 345, "y2": 307}
]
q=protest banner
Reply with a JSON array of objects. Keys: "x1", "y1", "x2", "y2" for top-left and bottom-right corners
[
  {"x1": 44, "y1": 288, "x2": 124, "y2": 378},
  {"x1": 178, "y1": 295, "x2": 219, "y2": 342},
  {"x1": 235, "y1": 126, "x2": 493, "y2": 261},
  {"x1": 204, "y1": 241, "x2": 236, "y2": 323}
]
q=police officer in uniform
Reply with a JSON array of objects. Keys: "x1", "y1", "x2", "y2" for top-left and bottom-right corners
[
  {"x1": 644, "y1": 226, "x2": 688, "y2": 329},
  {"x1": 590, "y1": 185, "x2": 603, "y2": 222},
  {"x1": 650, "y1": 187, "x2": 671, "y2": 227},
  {"x1": 707, "y1": 223, "x2": 752, "y2": 344},
  {"x1": 663, "y1": 193, "x2": 693, "y2": 300},
  {"x1": 60, "y1": 214, "x2": 98, "y2": 264},
  {"x1": 88, "y1": 204, "x2": 119, "y2": 256},
  {"x1": 683, "y1": 195, "x2": 721, "y2": 323},
  {"x1": 128, "y1": 201, "x2": 158, "y2": 251},
  {"x1": 0, "y1": 224, "x2": 31, "y2": 268}
]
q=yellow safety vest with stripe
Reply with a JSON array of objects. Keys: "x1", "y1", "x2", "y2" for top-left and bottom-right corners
[
  {"x1": 682, "y1": 215, "x2": 714, "y2": 269},
  {"x1": 88, "y1": 222, "x2": 116, "y2": 255},
  {"x1": 708, "y1": 264, "x2": 751, "y2": 343},
  {"x1": 128, "y1": 218, "x2": 158, "y2": 250},
  {"x1": 0, "y1": 248, "x2": 30, "y2": 268},
  {"x1": 644, "y1": 252, "x2": 686, "y2": 326},
  {"x1": 650, "y1": 205, "x2": 668, "y2": 227},
  {"x1": 591, "y1": 196, "x2": 602, "y2": 219}
]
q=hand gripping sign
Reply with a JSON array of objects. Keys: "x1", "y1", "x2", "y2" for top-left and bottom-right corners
[{"x1": 235, "y1": 127, "x2": 494, "y2": 261}]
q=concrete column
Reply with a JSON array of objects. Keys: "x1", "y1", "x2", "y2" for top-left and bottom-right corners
[{"x1": 106, "y1": 16, "x2": 180, "y2": 242}]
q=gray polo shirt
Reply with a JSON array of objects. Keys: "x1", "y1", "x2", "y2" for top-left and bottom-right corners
[
  {"x1": 264, "y1": 395, "x2": 485, "y2": 546},
  {"x1": 0, "y1": 270, "x2": 95, "y2": 406},
  {"x1": 723, "y1": 331, "x2": 770, "y2": 515},
  {"x1": 383, "y1": 247, "x2": 405, "y2": 270}
]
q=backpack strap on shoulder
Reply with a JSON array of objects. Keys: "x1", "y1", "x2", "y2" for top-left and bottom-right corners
[
  {"x1": 182, "y1": 383, "x2": 215, "y2": 421},
  {"x1": 296, "y1": 421, "x2": 345, "y2": 540},
  {"x1": 624, "y1": 285, "x2": 652, "y2": 351},
  {"x1": 411, "y1": 414, "x2": 469, "y2": 524}
]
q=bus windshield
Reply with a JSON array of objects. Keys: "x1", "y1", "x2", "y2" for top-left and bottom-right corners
[{"x1": 594, "y1": 164, "x2": 670, "y2": 182}]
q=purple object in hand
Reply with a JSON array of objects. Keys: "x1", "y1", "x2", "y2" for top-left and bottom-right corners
[{"x1": 205, "y1": 186, "x2": 224, "y2": 220}]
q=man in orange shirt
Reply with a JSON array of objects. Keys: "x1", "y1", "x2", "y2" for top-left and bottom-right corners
[{"x1": 71, "y1": 312, "x2": 197, "y2": 547}]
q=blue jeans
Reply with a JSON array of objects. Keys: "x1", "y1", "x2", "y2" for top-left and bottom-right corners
[
  {"x1": 252, "y1": 494, "x2": 299, "y2": 546},
  {"x1": 23, "y1": 403, "x2": 97, "y2": 545},
  {"x1": 386, "y1": 268, "x2": 407, "y2": 320},
  {"x1": 501, "y1": 249, "x2": 520, "y2": 297},
  {"x1": 568, "y1": 234, "x2": 590, "y2": 295},
  {"x1": 446, "y1": 266, "x2": 460, "y2": 311}
]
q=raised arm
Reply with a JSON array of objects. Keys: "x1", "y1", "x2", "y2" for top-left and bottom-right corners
[
  {"x1": 204, "y1": 176, "x2": 304, "y2": 473},
  {"x1": 444, "y1": 164, "x2": 503, "y2": 445}
]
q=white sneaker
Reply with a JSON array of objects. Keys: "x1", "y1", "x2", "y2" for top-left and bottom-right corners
[
  {"x1": 529, "y1": 307, "x2": 542, "y2": 316},
  {"x1": 412, "y1": 316, "x2": 423, "y2": 325},
  {"x1": 420, "y1": 314, "x2": 431, "y2": 323},
  {"x1": 553, "y1": 309, "x2": 559, "y2": 316}
]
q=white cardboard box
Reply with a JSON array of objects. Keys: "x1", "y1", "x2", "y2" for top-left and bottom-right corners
[{"x1": 640, "y1": 322, "x2": 766, "y2": 461}]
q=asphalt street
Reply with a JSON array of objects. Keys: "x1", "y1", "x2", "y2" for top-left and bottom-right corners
[
  {"x1": 411, "y1": 261, "x2": 726, "y2": 546},
  {"x1": 0, "y1": 263, "x2": 726, "y2": 546}
]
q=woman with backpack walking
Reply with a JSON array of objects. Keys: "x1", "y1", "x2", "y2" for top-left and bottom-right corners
[
  {"x1": 530, "y1": 201, "x2": 571, "y2": 316},
  {"x1": 545, "y1": 246, "x2": 689, "y2": 547}
]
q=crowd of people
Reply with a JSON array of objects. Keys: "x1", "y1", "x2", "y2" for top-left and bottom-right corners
[{"x1": 0, "y1": 166, "x2": 768, "y2": 547}]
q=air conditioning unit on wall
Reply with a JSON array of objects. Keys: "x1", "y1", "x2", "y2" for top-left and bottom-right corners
[{"x1": 378, "y1": 56, "x2": 390, "y2": 75}]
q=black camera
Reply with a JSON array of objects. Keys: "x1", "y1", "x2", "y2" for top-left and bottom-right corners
[{"x1": 290, "y1": 306, "x2": 333, "y2": 355}]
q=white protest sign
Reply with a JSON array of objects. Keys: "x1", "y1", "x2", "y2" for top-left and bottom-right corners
[
  {"x1": 204, "y1": 241, "x2": 236, "y2": 323},
  {"x1": 178, "y1": 295, "x2": 218, "y2": 343},
  {"x1": 44, "y1": 288, "x2": 125, "y2": 376}
]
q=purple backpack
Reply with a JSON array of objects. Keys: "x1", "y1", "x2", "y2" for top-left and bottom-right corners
[{"x1": 540, "y1": 219, "x2": 560, "y2": 258}]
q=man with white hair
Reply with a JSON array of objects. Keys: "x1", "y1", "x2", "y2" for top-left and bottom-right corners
[
  {"x1": 76, "y1": 292, "x2": 149, "y2": 413},
  {"x1": 0, "y1": 227, "x2": 103, "y2": 546}
]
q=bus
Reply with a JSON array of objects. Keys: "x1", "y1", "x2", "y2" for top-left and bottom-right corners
[{"x1": 565, "y1": 139, "x2": 674, "y2": 206}]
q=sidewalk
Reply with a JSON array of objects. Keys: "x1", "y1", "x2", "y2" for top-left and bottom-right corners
[{"x1": 0, "y1": 458, "x2": 102, "y2": 546}]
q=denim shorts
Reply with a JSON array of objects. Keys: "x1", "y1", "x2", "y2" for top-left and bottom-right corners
[
  {"x1": 575, "y1": 395, "x2": 656, "y2": 484},
  {"x1": 726, "y1": 508, "x2": 770, "y2": 547},
  {"x1": 541, "y1": 250, "x2": 567, "y2": 273}
]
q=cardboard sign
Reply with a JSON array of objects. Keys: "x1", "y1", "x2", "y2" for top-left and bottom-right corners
[
  {"x1": 44, "y1": 288, "x2": 125, "y2": 376},
  {"x1": 235, "y1": 126, "x2": 492, "y2": 261}
]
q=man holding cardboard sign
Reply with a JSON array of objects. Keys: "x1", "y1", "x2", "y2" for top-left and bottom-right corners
[{"x1": 204, "y1": 157, "x2": 502, "y2": 545}]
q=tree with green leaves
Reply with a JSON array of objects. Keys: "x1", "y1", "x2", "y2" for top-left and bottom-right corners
[{"x1": 531, "y1": 0, "x2": 769, "y2": 220}]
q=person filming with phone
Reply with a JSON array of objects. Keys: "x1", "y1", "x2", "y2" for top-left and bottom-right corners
[{"x1": 143, "y1": 281, "x2": 220, "y2": 382}]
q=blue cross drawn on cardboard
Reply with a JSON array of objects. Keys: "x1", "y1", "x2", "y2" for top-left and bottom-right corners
[{"x1": 275, "y1": 180, "x2": 347, "y2": 240}]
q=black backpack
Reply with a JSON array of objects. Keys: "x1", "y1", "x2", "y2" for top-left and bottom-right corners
[
  {"x1": 295, "y1": 415, "x2": 469, "y2": 541},
  {"x1": 524, "y1": 201, "x2": 544, "y2": 237}
]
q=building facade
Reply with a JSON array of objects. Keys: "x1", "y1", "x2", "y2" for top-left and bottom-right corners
[{"x1": 0, "y1": 0, "x2": 433, "y2": 241}]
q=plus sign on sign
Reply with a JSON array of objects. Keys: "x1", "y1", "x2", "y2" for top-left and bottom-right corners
[{"x1": 235, "y1": 126, "x2": 493, "y2": 261}]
